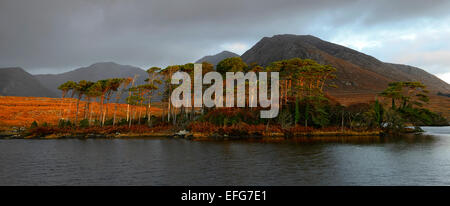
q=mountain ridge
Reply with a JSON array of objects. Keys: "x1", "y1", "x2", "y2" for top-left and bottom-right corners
[
  {"x1": 34, "y1": 62, "x2": 149, "y2": 96},
  {"x1": 0, "y1": 67, "x2": 57, "y2": 97},
  {"x1": 240, "y1": 34, "x2": 450, "y2": 93},
  {"x1": 195, "y1": 51, "x2": 239, "y2": 66},
  {"x1": 1, "y1": 35, "x2": 448, "y2": 99}
]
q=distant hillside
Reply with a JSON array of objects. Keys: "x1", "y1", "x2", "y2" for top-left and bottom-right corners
[
  {"x1": 386, "y1": 63, "x2": 450, "y2": 93},
  {"x1": 0, "y1": 67, "x2": 57, "y2": 97},
  {"x1": 34, "y1": 62, "x2": 149, "y2": 96},
  {"x1": 195, "y1": 51, "x2": 239, "y2": 66},
  {"x1": 241, "y1": 34, "x2": 450, "y2": 94}
]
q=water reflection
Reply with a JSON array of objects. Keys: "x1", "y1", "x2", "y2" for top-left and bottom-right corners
[{"x1": 0, "y1": 127, "x2": 449, "y2": 185}]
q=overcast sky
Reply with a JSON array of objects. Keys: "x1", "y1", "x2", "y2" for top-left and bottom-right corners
[{"x1": 1, "y1": 0, "x2": 450, "y2": 83}]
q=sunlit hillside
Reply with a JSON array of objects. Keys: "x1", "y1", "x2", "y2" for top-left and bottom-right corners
[{"x1": 0, "y1": 96, "x2": 162, "y2": 127}]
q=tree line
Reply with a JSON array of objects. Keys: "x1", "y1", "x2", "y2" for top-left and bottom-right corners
[
  {"x1": 54, "y1": 56, "x2": 448, "y2": 133},
  {"x1": 57, "y1": 68, "x2": 161, "y2": 127}
]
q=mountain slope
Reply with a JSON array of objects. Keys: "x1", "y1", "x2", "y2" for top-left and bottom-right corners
[
  {"x1": 34, "y1": 62, "x2": 149, "y2": 96},
  {"x1": 0, "y1": 67, "x2": 57, "y2": 97},
  {"x1": 386, "y1": 63, "x2": 450, "y2": 93},
  {"x1": 241, "y1": 34, "x2": 450, "y2": 94},
  {"x1": 195, "y1": 51, "x2": 239, "y2": 66}
]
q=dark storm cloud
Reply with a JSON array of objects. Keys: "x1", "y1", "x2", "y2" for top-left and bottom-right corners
[{"x1": 1, "y1": 0, "x2": 449, "y2": 74}]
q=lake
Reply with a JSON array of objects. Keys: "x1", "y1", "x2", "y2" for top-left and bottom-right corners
[{"x1": 0, "y1": 127, "x2": 449, "y2": 185}]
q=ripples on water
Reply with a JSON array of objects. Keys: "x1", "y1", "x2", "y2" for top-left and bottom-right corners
[{"x1": 0, "y1": 127, "x2": 449, "y2": 185}]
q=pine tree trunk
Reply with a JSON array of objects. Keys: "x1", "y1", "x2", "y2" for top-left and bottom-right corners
[
  {"x1": 138, "y1": 105, "x2": 142, "y2": 125},
  {"x1": 168, "y1": 96, "x2": 171, "y2": 122},
  {"x1": 127, "y1": 104, "x2": 130, "y2": 122},
  {"x1": 99, "y1": 95, "x2": 104, "y2": 125},
  {"x1": 89, "y1": 102, "x2": 93, "y2": 126},
  {"x1": 103, "y1": 97, "x2": 110, "y2": 126},
  {"x1": 84, "y1": 98, "x2": 90, "y2": 120},
  {"x1": 128, "y1": 106, "x2": 132, "y2": 128},
  {"x1": 147, "y1": 98, "x2": 152, "y2": 127}
]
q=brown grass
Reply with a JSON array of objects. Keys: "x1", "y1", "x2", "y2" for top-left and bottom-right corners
[
  {"x1": 0, "y1": 93, "x2": 448, "y2": 128},
  {"x1": 0, "y1": 96, "x2": 162, "y2": 127}
]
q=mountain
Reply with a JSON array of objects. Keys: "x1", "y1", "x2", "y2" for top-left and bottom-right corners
[
  {"x1": 195, "y1": 51, "x2": 239, "y2": 66},
  {"x1": 386, "y1": 63, "x2": 450, "y2": 93},
  {"x1": 0, "y1": 67, "x2": 57, "y2": 97},
  {"x1": 34, "y1": 62, "x2": 149, "y2": 96},
  {"x1": 241, "y1": 34, "x2": 450, "y2": 94}
]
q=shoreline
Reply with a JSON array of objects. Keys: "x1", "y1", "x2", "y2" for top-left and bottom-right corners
[
  {"x1": 0, "y1": 129, "x2": 385, "y2": 141},
  {"x1": 1, "y1": 124, "x2": 435, "y2": 142}
]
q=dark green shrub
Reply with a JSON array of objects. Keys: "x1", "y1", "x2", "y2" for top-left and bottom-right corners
[
  {"x1": 383, "y1": 109, "x2": 405, "y2": 134},
  {"x1": 79, "y1": 119, "x2": 89, "y2": 128},
  {"x1": 30, "y1": 121, "x2": 38, "y2": 129},
  {"x1": 66, "y1": 120, "x2": 73, "y2": 127},
  {"x1": 58, "y1": 119, "x2": 66, "y2": 128},
  {"x1": 104, "y1": 118, "x2": 114, "y2": 126},
  {"x1": 398, "y1": 107, "x2": 449, "y2": 126},
  {"x1": 118, "y1": 118, "x2": 128, "y2": 126}
]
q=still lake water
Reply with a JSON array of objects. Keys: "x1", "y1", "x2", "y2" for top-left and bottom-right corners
[{"x1": 0, "y1": 127, "x2": 449, "y2": 185}]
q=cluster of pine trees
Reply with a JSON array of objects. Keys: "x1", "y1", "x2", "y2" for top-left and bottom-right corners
[
  {"x1": 55, "y1": 57, "x2": 448, "y2": 133},
  {"x1": 57, "y1": 68, "x2": 160, "y2": 127}
]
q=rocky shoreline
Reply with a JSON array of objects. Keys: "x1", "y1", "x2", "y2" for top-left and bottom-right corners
[{"x1": 0, "y1": 128, "x2": 384, "y2": 142}]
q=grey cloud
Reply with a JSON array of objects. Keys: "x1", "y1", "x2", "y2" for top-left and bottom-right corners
[{"x1": 1, "y1": 0, "x2": 449, "y2": 74}]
